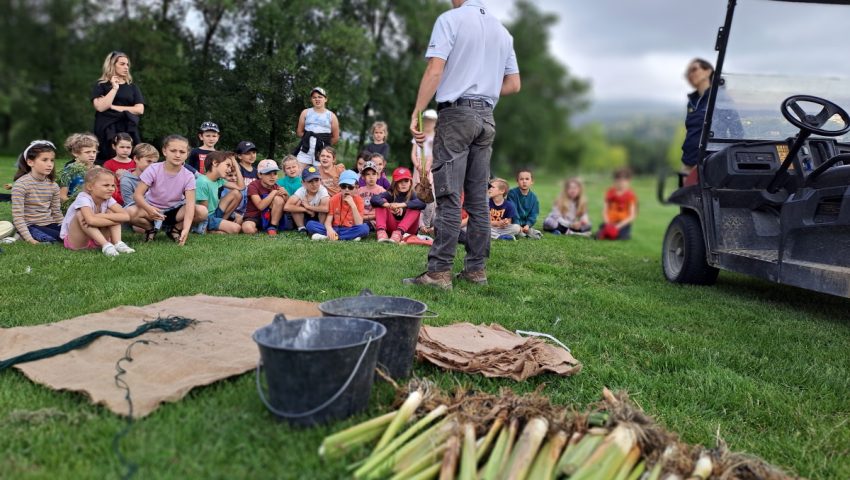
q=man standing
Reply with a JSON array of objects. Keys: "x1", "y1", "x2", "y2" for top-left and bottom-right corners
[{"x1": 404, "y1": 0, "x2": 521, "y2": 289}]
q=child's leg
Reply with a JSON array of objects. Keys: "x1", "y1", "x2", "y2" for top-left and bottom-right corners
[
  {"x1": 305, "y1": 220, "x2": 327, "y2": 236},
  {"x1": 397, "y1": 209, "x2": 421, "y2": 235},
  {"x1": 506, "y1": 223, "x2": 522, "y2": 236},
  {"x1": 106, "y1": 223, "x2": 122, "y2": 244},
  {"x1": 66, "y1": 212, "x2": 110, "y2": 248},
  {"x1": 219, "y1": 189, "x2": 242, "y2": 220},
  {"x1": 374, "y1": 207, "x2": 390, "y2": 232},
  {"x1": 269, "y1": 196, "x2": 284, "y2": 229},
  {"x1": 291, "y1": 212, "x2": 305, "y2": 228},
  {"x1": 337, "y1": 224, "x2": 369, "y2": 240},
  {"x1": 242, "y1": 219, "x2": 259, "y2": 234}
]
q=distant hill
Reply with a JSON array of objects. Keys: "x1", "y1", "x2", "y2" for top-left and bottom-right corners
[{"x1": 574, "y1": 99, "x2": 682, "y2": 141}]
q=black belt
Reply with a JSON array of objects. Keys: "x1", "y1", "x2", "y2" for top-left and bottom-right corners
[{"x1": 437, "y1": 98, "x2": 492, "y2": 111}]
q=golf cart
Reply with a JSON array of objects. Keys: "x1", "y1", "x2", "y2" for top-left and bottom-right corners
[{"x1": 661, "y1": 0, "x2": 850, "y2": 298}]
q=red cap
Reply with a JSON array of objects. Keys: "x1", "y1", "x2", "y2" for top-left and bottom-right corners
[{"x1": 392, "y1": 167, "x2": 413, "y2": 182}]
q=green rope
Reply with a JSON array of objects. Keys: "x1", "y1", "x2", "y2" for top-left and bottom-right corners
[
  {"x1": 113, "y1": 339, "x2": 149, "y2": 480},
  {"x1": 0, "y1": 316, "x2": 197, "y2": 372}
]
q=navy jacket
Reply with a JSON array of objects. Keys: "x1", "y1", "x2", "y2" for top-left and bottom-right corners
[{"x1": 682, "y1": 89, "x2": 708, "y2": 167}]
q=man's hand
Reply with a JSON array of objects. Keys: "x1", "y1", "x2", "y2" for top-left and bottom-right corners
[{"x1": 410, "y1": 111, "x2": 426, "y2": 145}]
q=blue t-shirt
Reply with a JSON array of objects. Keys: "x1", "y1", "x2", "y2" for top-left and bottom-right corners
[{"x1": 489, "y1": 198, "x2": 517, "y2": 224}]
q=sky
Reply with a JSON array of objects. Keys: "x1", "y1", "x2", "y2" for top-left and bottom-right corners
[{"x1": 484, "y1": 0, "x2": 850, "y2": 105}]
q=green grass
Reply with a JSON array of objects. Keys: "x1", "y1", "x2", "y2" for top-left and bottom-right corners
[{"x1": 1, "y1": 155, "x2": 849, "y2": 479}]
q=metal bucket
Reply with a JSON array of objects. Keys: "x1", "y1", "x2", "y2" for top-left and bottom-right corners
[
  {"x1": 253, "y1": 314, "x2": 386, "y2": 427},
  {"x1": 318, "y1": 289, "x2": 436, "y2": 379}
]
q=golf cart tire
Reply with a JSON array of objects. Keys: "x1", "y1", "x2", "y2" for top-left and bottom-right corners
[{"x1": 662, "y1": 214, "x2": 719, "y2": 286}]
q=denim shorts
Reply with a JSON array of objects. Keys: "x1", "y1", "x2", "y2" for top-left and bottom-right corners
[{"x1": 207, "y1": 207, "x2": 226, "y2": 231}]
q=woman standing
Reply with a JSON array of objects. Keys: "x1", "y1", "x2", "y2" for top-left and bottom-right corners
[
  {"x1": 91, "y1": 51, "x2": 145, "y2": 164},
  {"x1": 681, "y1": 58, "x2": 713, "y2": 171}
]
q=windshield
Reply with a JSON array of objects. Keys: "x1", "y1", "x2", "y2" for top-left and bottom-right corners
[{"x1": 709, "y1": 1, "x2": 850, "y2": 143}]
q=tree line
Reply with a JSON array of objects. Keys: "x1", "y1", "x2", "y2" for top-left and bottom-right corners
[{"x1": 1, "y1": 0, "x2": 593, "y2": 174}]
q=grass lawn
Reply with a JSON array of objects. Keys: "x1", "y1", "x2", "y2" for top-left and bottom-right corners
[{"x1": 1, "y1": 155, "x2": 848, "y2": 479}]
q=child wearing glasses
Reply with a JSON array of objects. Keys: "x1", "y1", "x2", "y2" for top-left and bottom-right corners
[{"x1": 307, "y1": 170, "x2": 369, "y2": 241}]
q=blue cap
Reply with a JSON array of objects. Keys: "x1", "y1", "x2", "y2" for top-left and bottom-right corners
[
  {"x1": 302, "y1": 165, "x2": 320, "y2": 181},
  {"x1": 339, "y1": 170, "x2": 359, "y2": 186}
]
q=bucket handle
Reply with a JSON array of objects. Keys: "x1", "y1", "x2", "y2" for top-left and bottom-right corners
[
  {"x1": 378, "y1": 309, "x2": 439, "y2": 319},
  {"x1": 255, "y1": 334, "x2": 374, "y2": 419}
]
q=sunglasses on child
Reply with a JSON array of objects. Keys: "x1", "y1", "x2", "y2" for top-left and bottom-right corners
[{"x1": 339, "y1": 184, "x2": 356, "y2": 190}]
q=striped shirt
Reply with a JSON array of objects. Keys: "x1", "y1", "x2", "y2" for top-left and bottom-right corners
[{"x1": 11, "y1": 173, "x2": 63, "y2": 243}]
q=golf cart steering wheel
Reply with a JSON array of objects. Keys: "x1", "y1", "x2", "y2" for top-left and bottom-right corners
[{"x1": 781, "y1": 95, "x2": 850, "y2": 137}]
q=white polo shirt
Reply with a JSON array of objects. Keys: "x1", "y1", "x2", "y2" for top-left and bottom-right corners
[{"x1": 426, "y1": 0, "x2": 519, "y2": 107}]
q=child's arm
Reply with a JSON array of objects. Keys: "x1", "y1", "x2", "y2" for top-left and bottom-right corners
[
  {"x1": 11, "y1": 182, "x2": 38, "y2": 244},
  {"x1": 528, "y1": 195, "x2": 540, "y2": 227},
  {"x1": 313, "y1": 196, "x2": 330, "y2": 213},
  {"x1": 50, "y1": 187, "x2": 63, "y2": 224},
  {"x1": 617, "y1": 200, "x2": 637, "y2": 229},
  {"x1": 296, "y1": 109, "x2": 307, "y2": 137},
  {"x1": 330, "y1": 113, "x2": 340, "y2": 145},
  {"x1": 226, "y1": 157, "x2": 245, "y2": 190},
  {"x1": 80, "y1": 205, "x2": 128, "y2": 227},
  {"x1": 542, "y1": 206, "x2": 561, "y2": 231},
  {"x1": 602, "y1": 200, "x2": 610, "y2": 225},
  {"x1": 371, "y1": 192, "x2": 388, "y2": 208},
  {"x1": 179, "y1": 189, "x2": 196, "y2": 245},
  {"x1": 347, "y1": 196, "x2": 364, "y2": 225},
  {"x1": 134, "y1": 183, "x2": 165, "y2": 220},
  {"x1": 284, "y1": 195, "x2": 306, "y2": 213},
  {"x1": 59, "y1": 186, "x2": 69, "y2": 203},
  {"x1": 324, "y1": 213, "x2": 338, "y2": 241},
  {"x1": 250, "y1": 188, "x2": 283, "y2": 211}
]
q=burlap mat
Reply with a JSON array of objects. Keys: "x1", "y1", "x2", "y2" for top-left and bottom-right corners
[
  {"x1": 0, "y1": 295, "x2": 320, "y2": 417},
  {"x1": 416, "y1": 323, "x2": 582, "y2": 381}
]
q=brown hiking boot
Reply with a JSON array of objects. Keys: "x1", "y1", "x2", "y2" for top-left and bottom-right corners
[
  {"x1": 402, "y1": 271, "x2": 453, "y2": 290},
  {"x1": 456, "y1": 269, "x2": 488, "y2": 285}
]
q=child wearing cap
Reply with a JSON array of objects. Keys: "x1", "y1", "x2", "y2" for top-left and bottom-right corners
[
  {"x1": 187, "y1": 121, "x2": 220, "y2": 174},
  {"x1": 488, "y1": 178, "x2": 522, "y2": 241},
  {"x1": 194, "y1": 151, "x2": 244, "y2": 234},
  {"x1": 357, "y1": 160, "x2": 386, "y2": 229},
  {"x1": 285, "y1": 165, "x2": 330, "y2": 233},
  {"x1": 295, "y1": 87, "x2": 340, "y2": 168},
  {"x1": 372, "y1": 167, "x2": 426, "y2": 244},
  {"x1": 318, "y1": 146, "x2": 345, "y2": 196},
  {"x1": 364, "y1": 121, "x2": 390, "y2": 163},
  {"x1": 307, "y1": 170, "x2": 369, "y2": 241},
  {"x1": 242, "y1": 159, "x2": 286, "y2": 235}
]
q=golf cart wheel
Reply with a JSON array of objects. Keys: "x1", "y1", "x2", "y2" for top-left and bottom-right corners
[{"x1": 662, "y1": 214, "x2": 719, "y2": 285}]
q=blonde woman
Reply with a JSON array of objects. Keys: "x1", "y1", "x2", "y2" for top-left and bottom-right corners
[
  {"x1": 91, "y1": 51, "x2": 145, "y2": 163},
  {"x1": 543, "y1": 177, "x2": 592, "y2": 236}
]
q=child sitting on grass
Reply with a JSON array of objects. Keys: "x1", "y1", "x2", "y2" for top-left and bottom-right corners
[
  {"x1": 11, "y1": 140, "x2": 63, "y2": 244},
  {"x1": 195, "y1": 151, "x2": 244, "y2": 234},
  {"x1": 372, "y1": 167, "x2": 426, "y2": 244},
  {"x1": 543, "y1": 177, "x2": 592, "y2": 236},
  {"x1": 285, "y1": 166, "x2": 330, "y2": 233},
  {"x1": 488, "y1": 178, "x2": 522, "y2": 241},
  {"x1": 103, "y1": 133, "x2": 135, "y2": 204},
  {"x1": 187, "y1": 121, "x2": 220, "y2": 174},
  {"x1": 307, "y1": 170, "x2": 369, "y2": 241},
  {"x1": 369, "y1": 153, "x2": 392, "y2": 190},
  {"x1": 133, "y1": 135, "x2": 207, "y2": 245},
  {"x1": 59, "y1": 133, "x2": 99, "y2": 210},
  {"x1": 60, "y1": 167, "x2": 134, "y2": 256},
  {"x1": 318, "y1": 146, "x2": 345, "y2": 196},
  {"x1": 242, "y1": 159, "x2": 286, "y2": 235},
  {"x1": 597, "y1": 167, "x2": 637, "y2": 240},
  {"x1": 276, "y1": 155, "x2": 303, "y2": 196},
  {"x1": 507, "y1": 169, "x2": 542, "y2": 239},
  {"x1": 357, "y1": 160, "x2": 385, "y2": 229}
]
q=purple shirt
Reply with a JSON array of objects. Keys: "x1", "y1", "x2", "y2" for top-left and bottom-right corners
[
  {"x1": 60, "y1": 192, "x2": 117, "y2": 239},
  {"x1": 139, "y1": 162, "x2": 196, "y2": 210}
]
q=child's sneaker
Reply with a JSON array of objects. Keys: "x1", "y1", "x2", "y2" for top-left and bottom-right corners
[
  {"x1": 390, "y1": 230, "x2": 403, "y2": 244},
  {"x1": 102, "y1": 243, "x2": 119, "y2": 257},
  {"x1": 114, "y1": 242, "x2": 135, "y2": 254},
  {"x1": 377, "y1": 230, "x2": 391, "y2": 243},
  {"x1": 497, "y1": 234, "x2": 516, "y2": 241},
  {"x1": 266, "y1": 227, "x2": 278, "y2": 236},
  {"x1": 311, "y1": 233, "x2": 328, "y2": 241},
  {"x1": 297, "y1": 226, "x2": 307, "y2": 234}
]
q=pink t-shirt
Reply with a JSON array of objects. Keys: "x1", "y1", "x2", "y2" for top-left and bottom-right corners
[
  {"x1": 139, "y1": 162, "x2": 196, "y2": 210},
  {"x1": 358, "y1": 184, "x2": 385, "y2": 213},
  {"x1": 60, "y1": 192, "x2": 117, "y2": 239}
]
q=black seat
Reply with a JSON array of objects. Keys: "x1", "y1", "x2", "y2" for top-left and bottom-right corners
[{"x1": 805, "y1": 165, "x2": 850, "y2": 189}]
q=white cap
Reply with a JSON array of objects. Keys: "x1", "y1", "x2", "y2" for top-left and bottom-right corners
[{"x1": 423, "y1": 109, "x2": 438, "y2": 120}]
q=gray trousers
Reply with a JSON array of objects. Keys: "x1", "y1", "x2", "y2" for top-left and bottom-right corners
[{"x1": 427, "y1": 104, "x2": 495, "y2": 272}]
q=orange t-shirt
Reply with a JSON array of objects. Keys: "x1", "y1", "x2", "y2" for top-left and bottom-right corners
[
  {"x1": 321, "y1": 164, "x2": 345, "y2": 196},
  {"x1": 328, "y1": 192, "x2": 365, "y2": 227},
  {"x1": 604, "y1": 187, "x2": 636, "y2": 224}
]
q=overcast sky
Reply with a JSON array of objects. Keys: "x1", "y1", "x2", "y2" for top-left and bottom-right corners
[{"x1": 483, "y1": 0, "x2": 850, "y2": 105}]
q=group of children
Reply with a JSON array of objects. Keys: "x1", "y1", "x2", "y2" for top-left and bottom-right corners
[{"x1": 5, "y1": 85, "x2": 638, "y2": 254}]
